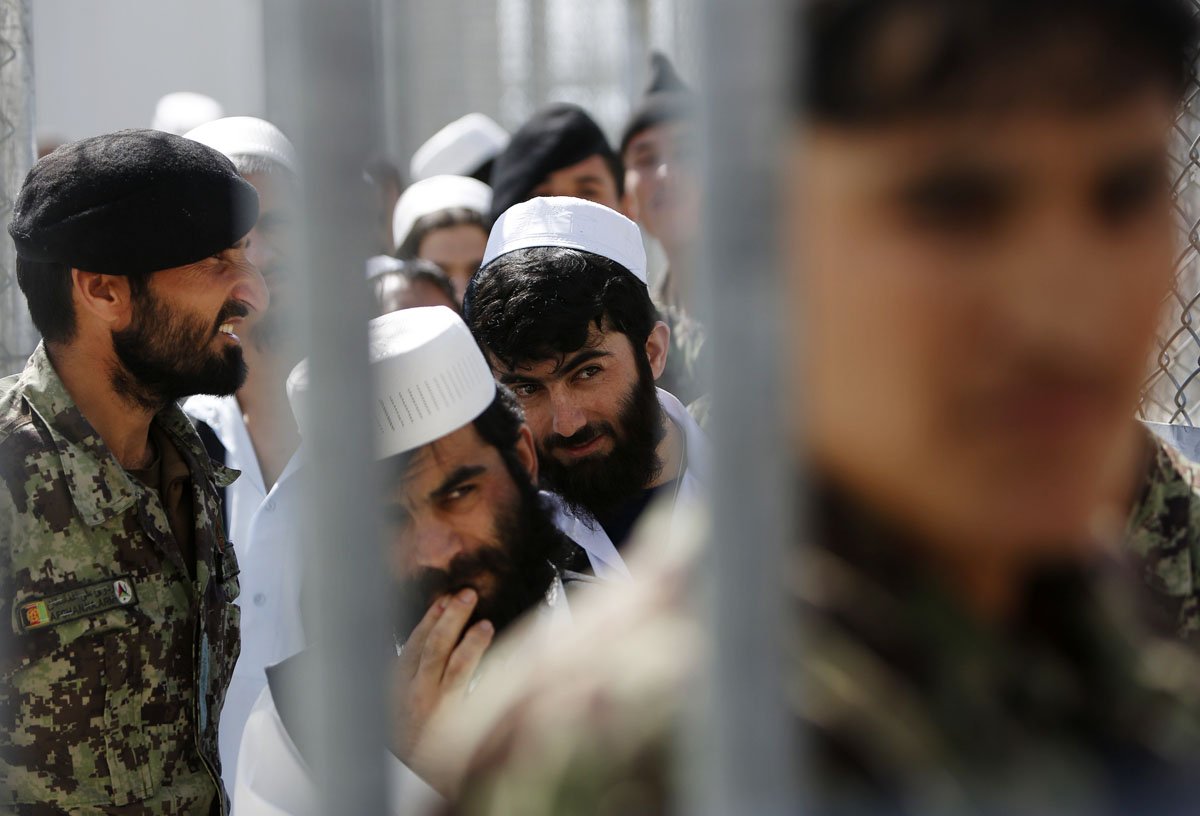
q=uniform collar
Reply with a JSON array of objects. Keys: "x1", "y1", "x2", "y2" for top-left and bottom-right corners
[{"x1": 18, "y1": 343, "x2": 238, "y2": 527}]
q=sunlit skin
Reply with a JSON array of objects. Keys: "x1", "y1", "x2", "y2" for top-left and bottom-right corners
[
  {"x1": 790, "y1": 88, "x2": 1178, "y2": 617},
  {"x1": 624, "y1": 121, "x2": 700, "y2": 266},
  {"x1": 385, "y1": 423, "x2": 539, "y2": 589},
  {"x1": 530, "y1": 154, "x2": 623, "y2": 213},
  {"x1": 48, "y1": 240, "x2": 268, "y2": 470},
  {"x1": 417, "y1": 223, "x2": 487, "y2": 305},
  {"x1": 492, "y1": 323, "x2": 681, "y2": 486}
]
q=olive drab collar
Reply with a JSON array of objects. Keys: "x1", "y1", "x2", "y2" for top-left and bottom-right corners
[{"x1": 13, "y1": 342, "x2": 240, "y2": 527}]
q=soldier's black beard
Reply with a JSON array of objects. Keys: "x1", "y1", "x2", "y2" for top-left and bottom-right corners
[
  {"x1": 537, "y1": 356, "x2": 665, "y2": 519},
  {"x1": 395, "y1": 462, "x2": 562, "y2": 644},
  {"x1": 111, "y1": 289, "x2": 248, "y2": 412}
]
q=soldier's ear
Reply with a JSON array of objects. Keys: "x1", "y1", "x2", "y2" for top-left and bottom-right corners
[{"x1": 72, "y1": 269, "x2": 135, "y2": 330}]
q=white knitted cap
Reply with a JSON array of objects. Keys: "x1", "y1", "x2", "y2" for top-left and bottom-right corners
[
  {"x1": 287, "y1": 306, "x2": 495, "y2": 460},
  {"x1": 152, "y1": 92, "x2": 224, "y2": 136},
  {"x1": 185, "y1": 116, "x2": 298, "y2": 175},
  {"x1": 410, "y1": 113, "x2": 510, "y2": 181},
  {"x1": 391, "y1": 175, "x2": 492, "y2": 252},
  {"x1": 481, "y1": 196, "x2": 647, "y2": 283}
]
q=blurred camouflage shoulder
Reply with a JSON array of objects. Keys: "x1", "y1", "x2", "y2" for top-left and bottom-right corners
[{"x1": 1125, "y1": 431, "x2": 1200, "y2": 643}]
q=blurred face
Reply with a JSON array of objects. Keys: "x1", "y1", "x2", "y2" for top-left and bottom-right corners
[
  {"x1": 111, "y1": 239, "x2": 269, "y2": 408},
  {"x1": 241, "y1": 170, "x2": 295, "y2": 351},
  {"x1": 530, "y1": 154, "x2": 622, "y2": 211},
  {"x1": 792, "y1": 88, "x2": 1177, "y2": 554},
  {"x1": 624, "y1": 121, "x2": 700, "y2": 256},
  {"x1": 417, "y1": 224, "x2": 487, "y2": 304},
  {"x1": 386, "y1": 422, "x2": 557, "y2": 638},
  {"x1": 493, "y1": 324, "x2": 670, "y2": 515}
]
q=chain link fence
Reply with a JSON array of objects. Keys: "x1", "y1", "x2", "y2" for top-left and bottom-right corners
[
  {"x1": 1140, "y1": 0, "x2": 1200, "y2": 424},
  {"x1": 0, "y1": 0, "x2": 35, "y2": 378}
]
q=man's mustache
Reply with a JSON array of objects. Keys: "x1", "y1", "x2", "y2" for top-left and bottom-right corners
[{"x1": 544, "y1": 422, "x2": 616, "y2": 453}]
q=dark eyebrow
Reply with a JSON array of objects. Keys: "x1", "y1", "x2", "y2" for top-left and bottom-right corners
[
  {"x1": 430, "y1": 465, "x2": 486, "y2": 502},
  {"x1": 498, "y1": 348, "x2": 613, "y2": 386}
]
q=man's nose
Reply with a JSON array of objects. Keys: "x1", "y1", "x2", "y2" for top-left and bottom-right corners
[
  {"x1": 231, "y1": 249, "x2": 270, "y2": 316},
  {"x1": 549, "y1": 389, "x2": 587, "y2": 438},
  {"x1": 411, "y1": 521, "x2": 462, "y2": 572}
]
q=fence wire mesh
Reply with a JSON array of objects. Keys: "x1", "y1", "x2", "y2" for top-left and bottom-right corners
[
  {"x1": 0, "y1": 0, "x2": 35, "y2": 378},
  {"x1": 1140, "y1": 0, "x2": 1200, "y2": 424}
]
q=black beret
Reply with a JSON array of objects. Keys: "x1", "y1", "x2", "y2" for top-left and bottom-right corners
[
  {"x1": 8, "y1": 128, "x2": 259, "y2": 276},
  {"x1": 488, "y1": 103, "x2": 621, "y2": 223},
  {"x1": 620, "y1": 53, "x2": 695, "y2": 155}
]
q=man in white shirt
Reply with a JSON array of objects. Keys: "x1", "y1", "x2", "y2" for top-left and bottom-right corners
[
  {"x1": 234, "y1": 306, "x2": 596, "y2": 815},
  {"x1": 463, "y1": 197, "x2": 709, "y2": 561},
  {"x1": 181, "y1": 116, "x2": 304, "y2": 797}
]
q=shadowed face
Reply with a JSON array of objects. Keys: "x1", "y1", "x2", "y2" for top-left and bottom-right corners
[{"x1": 792, "y1": 86, "x2": 1177, "y2": 553}]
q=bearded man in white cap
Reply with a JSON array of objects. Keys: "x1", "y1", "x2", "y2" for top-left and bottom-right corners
[
  {"x1": 232, "y1": 306, "x2": 598, "y2": 815},
  {"x1": 181, "y1": 115, "x2": 304, "y2": 795},
  {"x1": 463, "y1": 196, "x2": 709, "y2": 560}
]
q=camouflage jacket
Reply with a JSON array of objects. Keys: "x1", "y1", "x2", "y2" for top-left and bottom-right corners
[
  {"x1": 1126, "y1": 434, "x2": 1200, "y2": 645},
  {"x1": 0, "y1": 344, "x2": 242, "y2": 815},
  {"x1": 450, "y1": 495, "x2": 1200, "y2": 816}
]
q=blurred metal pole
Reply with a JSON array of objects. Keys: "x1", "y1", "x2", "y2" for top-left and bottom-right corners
[
  {"x1": 684, "y1": 0, "x2": 800, "y2": 813},
  {"x1": 0, "y1": 0, "x2": 36, "y2": 376},
  {"x1": 264, "y1": 0, "x2": 390, "y2": 812}
]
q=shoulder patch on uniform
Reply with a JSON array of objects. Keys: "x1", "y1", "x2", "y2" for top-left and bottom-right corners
[{"x1": 17, "y1": 575, "x2": 139, "y2": 633}]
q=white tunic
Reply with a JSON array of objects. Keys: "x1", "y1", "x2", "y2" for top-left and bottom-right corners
[
  {"x1": 183, "y1": 395, "x2": 308, "y2": 801},
  {"x1": 231, "y1": 578, "x2": 572, "y2": 816}
]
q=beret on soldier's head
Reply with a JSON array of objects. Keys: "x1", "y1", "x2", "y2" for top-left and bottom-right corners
[
  {"x1": 620, "y1": 52, "x2": 694, "y2": 155},
  {"x1": 8, "y1": 128, "x2": 259, "y2": 276},
  {"x1": 488, "y1": 103, "x2": 620, "y2": 223}
]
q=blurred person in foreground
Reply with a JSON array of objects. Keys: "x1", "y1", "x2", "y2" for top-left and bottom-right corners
[
  {"x1": 621, "y1": 53, "x2": 708, "y2": 408},
  {"x1": 392, "y1": 175, "x2": 492, "y2": 304},
  {"x1": 0, "y1": 130, "x2": 263, "y2": 814},
  {"x1": 233, "y1": 307, "x2": 602, "y2": 815},
  {"x1": 440, "y1": 1, "x2": 1200, "y2": 814},
  {"x1": 487, "y1": 103, "x2": 626, "y2": 223},
  {"x1": 371, "y1": 257, "x2": 460, "y2": 316},
  {"x1": 181, "y1": 115, "x2": 306, "y2": 798},
  {"x1": 464, "y1": 197, "x2": 709, "y2": 557}
]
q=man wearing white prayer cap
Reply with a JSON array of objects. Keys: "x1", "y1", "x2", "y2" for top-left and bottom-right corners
[
  {"x1": 464, "y1": 196, "x2": 709, "y2": 560},
  {"x1": 392, "y1": 175, "x2": 492, "y2": 304},
  {"x1": 182, "y1": 115, "x2": 304, "y2": 796},
  {"x1": 410, "y1": 112, "x2": 510, "y2": 184},
  {"x1": 232, "y1": 306, "x2": 607, "y2": 815},
  {"x1": 151, "y1": 91, "x2": 225, "y2": 135}
]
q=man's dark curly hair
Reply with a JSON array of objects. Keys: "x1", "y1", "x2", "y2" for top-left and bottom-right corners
[{"x1": 462, "y1": 247, "x2": 657, "y2": 369}]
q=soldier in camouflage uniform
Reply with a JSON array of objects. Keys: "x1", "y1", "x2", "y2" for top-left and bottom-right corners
[
  {"x1": 0, "y1": 130, "x2": 265, "y2": 814},
  {"x1": 426, "y1": 1, "x2": 1200, "y2": 813}
]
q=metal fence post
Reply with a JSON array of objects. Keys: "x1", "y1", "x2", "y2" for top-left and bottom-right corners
[
  {"x1": 264, "y1": 0, "x2": 391, "y2": 811},
  {"x1": 0, "y1": 0, "x2": 36, "y2": 377},
  {"x1": 684, "y1": 0, "x2": 801, "y2": 814}
]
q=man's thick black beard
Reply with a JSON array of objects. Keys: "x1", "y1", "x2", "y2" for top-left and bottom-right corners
[
  {"x1": 395, "y1": 459, "x2": 564, "y2": 644},
  {"x1": 537, "y1": 354, "x2": 665, "y2": 519},
  {"x1": 111, "y1": 288, "x2": 248, "y2": 411}
]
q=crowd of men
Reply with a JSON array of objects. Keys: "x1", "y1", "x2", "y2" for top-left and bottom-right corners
[{"x1": 5, "y1": 0, "x2": 1200, "y2": 814}]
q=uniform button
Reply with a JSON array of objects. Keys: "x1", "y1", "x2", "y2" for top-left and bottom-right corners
[{"x1": 254, "y1": 593, "x2": 267, "y2": 606}]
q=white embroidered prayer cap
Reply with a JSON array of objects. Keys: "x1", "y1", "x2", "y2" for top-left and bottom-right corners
[
  {"x1": 185, "y1": 116, "x2": 298, "y2": 175},
  {"x1": 152, "y1": 92, "x2": 224, "y2": 136},
  {"x1": 481, "y1": 196, "x2": 648, "y2": 284},
  {"x1": 391, "y1": 175, "x2": 492, "y2": 252},
  {"x1": 410, "y1": 113, "x2": 510, "y2": 181},
  {"x1": 287, "y1": 306, "x2": 495, "y2": 460}
]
